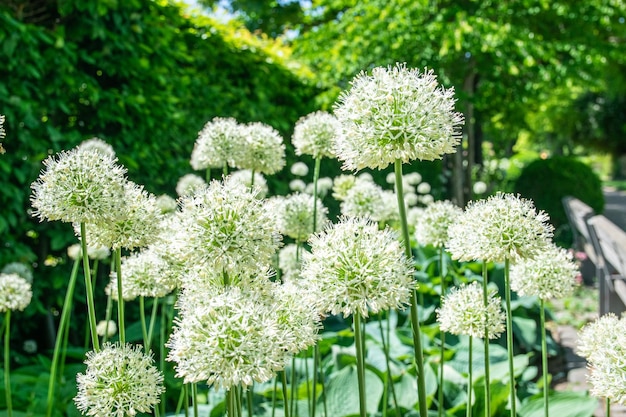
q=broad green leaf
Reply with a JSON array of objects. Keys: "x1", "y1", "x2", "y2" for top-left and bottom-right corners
[{"x1": 518, "y1": 391, "x2": 597, "y2": 417}]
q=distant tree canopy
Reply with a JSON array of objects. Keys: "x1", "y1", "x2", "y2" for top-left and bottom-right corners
[{"x1": 0, "y1": 0, "x2": 317, "y2": 267}]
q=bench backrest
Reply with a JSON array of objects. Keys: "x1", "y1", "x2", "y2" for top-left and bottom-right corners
[
  {"x1": 562, "y1": 196, "x2": 598, "y2": 264},
  {"x1": 588, "y1": 215, "x2": 626, "y2": 277}
]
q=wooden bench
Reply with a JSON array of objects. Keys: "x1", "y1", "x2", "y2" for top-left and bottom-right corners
[
  {"x1": 587, "y1": 214, "x2": 626, "y2": 315},
  {"x1": 562, "y1": 197, "x2": 600, "y2": 283}
]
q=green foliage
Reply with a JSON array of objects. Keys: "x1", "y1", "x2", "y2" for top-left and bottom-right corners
[{"x1": 513, "y1": 156, "x2": 604, "y2": 232}]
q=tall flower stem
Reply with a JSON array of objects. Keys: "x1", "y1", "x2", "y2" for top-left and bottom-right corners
[
  {"x1": 247, "y1": 386, "x2": 254, "y2": 417},
  {"x1": 539, "y1": 299, "x2": 549, "y2": 417},
  {"x1": 504, "y1": 258, "x2": 516, "y2": 416},
  {"x1": 46, "y1": 257, "x2": 80, "y2": 417},
  {"x1": 354, "y1": 313, "x2": 367, "y2": 417},
  {"x1": 80, "y1": 222, "x2": 100, "y2": 351},
  {"x1": 482, "y1": 261, "x2": 491, "y2": 416},
  {"x1": 115, "y1": 247, "x2": 125, "y2": 344},
  {"x1": 4, "y1": 310, "x2": 13, "y2": 417},
  {"x1": 378, "y1": 314, "x2": 400, "y2": 417},
  {"x1": 192, "y1": 383, "x2": 199, "y2": 417},
  {"x1": 394, "y1": 159, "x2": 427, "y2": 417},
  {"x1": 606, "y1": 398, "x2": 611, "y2": 417},
  {"x1": 281, "y1": 371, "x2": 291, "y2": 417},
  {"x1": 467, "y1": 336, "x2": 473, "y2": 417},
  {"x1": 439, "y1": 247, "x2": 446, "y2": 417},
  {"x1": 147, "y1": 297, "x2": 159, "y2": 352}
]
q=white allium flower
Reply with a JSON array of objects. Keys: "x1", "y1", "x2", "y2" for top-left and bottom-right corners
[
  {"x1": 96, "y1": 320, "x2": 117, "y2": 338},
  {"x1": 404, "y1": 192, "x2": 419, "y2": 207},
  {"x1": 175, "y1": 173, "x2": 206, "y2": 197},
  {"x1": 340, "y1": 178, "x2": 386, "y2": 222},
  {"x1": 473, "y1": 181, "x2": 487, "y2": 195},
  {"x1": 77, "y1": 137, "x2": 116, "y2": 158},
  {"x1": 67, "y1": 243, "x2": 110, "y2": 261},
  {"x1": 292, "y1": 110, "x2": 341, "y2": 159},
  {"x1": 290, "y1": 161, "x2": 310, "y2": 177},
  {"x1": 23, "y1": 339, "x2": 37, "y2": 354},
  {"x1": 315, "y1": 177, "x2": 334, "y2": 198},
  {"x1": 1, "y1": 262, "x2": 33, "y2": 283},
  {"x1": 414, "y1": 200, "x2": 462, "y2": 248},
  {"x1": 419, "y1": 194, "x2": 435, "y2": 205},
  {"x1": 167, "y1": 287, "x2": 290, "y2": 389},
  {"x1": 578, "y1": 314, "x2": 626, "y2": 404},
  {"x1": 31, "y1": 149, "x2": 127, "y2": 224},
  {"x1": 0, "y1": 273, "x2": 32, "y2": 312},
  {"x1": 236, "y1": 122, "x2": 286, "y2": 175},
  {"x1": 447, "y1": 193, "x2": 554, "y2": 263},
  {"x1": 190, "y1": 117, "x2": 242, "y2": 171},
  {"x1": 436, "y1": 281, "x2": 505, "y2": 339},
  {"x1": 81, "y1": 182, "x2": 163, "y2": 250},
  {"x1": 289, "y1": 179, "x2": 306, "y2": 192},
  {"x1": 333, "y1": 63, "x2": 464, "y2": 171},
  {"x1": 300, "y1": 216, "x2": 415, "y2": 317},
  {"x1": 273, "y1": 281, "x2": 321, "y2": 353},
  {"x1": 276, "y1": 193, "x2": 328, "y2": 242},
  {"x1": 386, "y1": 172, "x2": 396, "y2": 184},
  {"x1": 510, "y1": 244, "x2": 578, "y2": 300},
  {"x1": 404, "y1": 172, "x2": 422, "y2": 185},
  {"x1": 229, "y1": 169, "x2": 269, "y2": 199},
  {"x1": 155, "y1": 194, "x2": 178, "y2": 214},
  {"x1": 416, "y1": 182, "x2": 431, "y2": 194},
  {"x1": 75, "y1": 342, "x2": 164, "y2": 417},
  {"x1": 107, "y1": 248, "x2": 178, "y2": 301},
  {"x1": 278, "y1": 244, "x2": 302, "y2": 282},
  {"x1": 332, "y1": 174, "x2": 357, "y2": 200},
  {"x1": 173, "y1": 177, "x2": 281, "y2": 276},
  {"x1": 358, "y1": 172, "x2": 374, "y2": 181}
]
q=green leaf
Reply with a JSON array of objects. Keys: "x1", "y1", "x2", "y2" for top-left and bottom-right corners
[
  {"x1": 324, "y1": 365, "x2": 384, "y2": 417},
  {"x1": 518, "y1": 391, "x2": 598, "y2": 417}
]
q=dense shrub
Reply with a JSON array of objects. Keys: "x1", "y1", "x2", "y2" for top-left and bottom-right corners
[{"x1": 513, "y1": 156, "x2": 604, "y2": 237}]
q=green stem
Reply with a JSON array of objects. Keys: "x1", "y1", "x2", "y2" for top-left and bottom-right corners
[
  {"x1": 46, "y1": 257, "x2": 80, "y2": 417},
  {"x1": 147, "y1": 297, "x2": 159, "y2": 352},
  {"x1": 247, "y1": 385, "x2": 254, "y2": 417},
  {"x1": 80, "y1": 223, "x2": 100, "y2": 351},
  {"x1": 115, "y1": 247, "x2": 125, "y2": 344},
  {"x1": 206, "y1": 167, "x2": 211, "y2": 183},
  {"x1": 159, "y1": 300, "x2": 167, "y2": 417},
  {"x1": 312, "y1": 345, "x2": 321, "y2": 417},
  {"x1": 304, "y1": 350, "x2": 311, "y2": 417},
  {"x1": 272, "y1": 377, "x2": 277, "y2": 417},
  {"x1": 4, "y1": 310, "x2": 12, "y2": 417},
  {"x1": 439, "y1": 247, "x2": 446, "y2": 417},
  {"x1": 312, "y1": 157, "x2": 321, "y2": 231},
  {"x1": 102, "y1": 292, "x2": 113, "y2": 342},
  {"x1": 482, "y1": 261, "x2": 491, "y2": 416},
  {"x1": 282, "y1": 371, "x2": 291, "y2": 417},
  {"x1": 606, "y1": 398, "x2": 611, "y2": 417},
  {"x1": 540, "y1": 299, "x2": 549, "y2": 417},
  {"x1": 192, "y1": 383, "x2": 199, "y2": 417},
  {"x1": 290, "y1": 357, "x2": 296, "y2": 415},
  {"x1": 467, "y1": 336, "x2": 473, "y2": 417},
  {"x1": 140, "y1": 296, "x2": 148, "y2": 349},
  {"x1": 504, "y1": 258, "x2": 517, "y2": 416},
  {"x1": 394, "y1": 159, "x2": 427, "y2": 417},
  {"x1": 378, "y1": 314, "x2": 400, "y2": 417},
  {"x1": 354, "y1": 313, "x2": 367, "y2": 417}
]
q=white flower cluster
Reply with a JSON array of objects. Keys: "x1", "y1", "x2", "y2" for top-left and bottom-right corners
[
  {"x1": 334, "y1": 175, "x2": 397, "y2": 223},
  {"x1": 436, "y1": 281, "x2": 505, "y2": 339},
  {"x1": 333, "y1": 63, "x2": 464, "y2": 171},
  {"x1": 77, "y1": 137, "x2": 116, "y2": 158},
  {"x1": 190, "y1": 117, "x2": 242, "y2": 171},
  {"x1": 414, "y1": 200, "x2": 462, "y2": 248},
  {"x1": 578, "y1": 314, "x2": 626, "y2": 404},
  {"x1": 447, "y1": 193, "x2": 554, "y2": 263},
  {"x1": 273, "y1": 193, "x2": 328, "y2": 242},
  {"x1": 292, "y1": 110, "x2": 341, "y2": 159},
  {"x1": 229, "y1": 169, "x2": 269, "y2": 198},
  {"x1": 0, "y1": 273, "x2": 32, "y2": 312},
  {"x1": 510, "y1": 243, "x2": 578, "y2": 300}
]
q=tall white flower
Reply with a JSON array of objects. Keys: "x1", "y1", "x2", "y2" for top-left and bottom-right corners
[
  {"x1": 275, "y1": 193, "x2": 328, "y2": 242},
  {"x1": 74, "y1": 342, "x2": 164, "y2": 417},
  {"x1": 292, "y1": 111, "x2": 341, "y2": 159},
  {"x1": 31, "y1": 149, "x2": 127, "y2": 224},
  {"x1": 236, "y1": 122, "x2": 286, "y2": 175},
  {"x1": 414, "y1": 200, "x2": 462, "y2": 248},
  {"x1": 290, "y1": 161, "x2": 310, "y2": 177},
  {"x1": 229, "y1": 169, "x2": 268, "y2": 199},
  {"x1": 190, "y1": 117, "x2": 243, "y2": 171},
  {"x1": 1, "y1": 262, "x2": 33, "y2": 284},
  {"x1": 333, "y1": 63, "x2": 464, "y2": 171},
  {"x1": 300, "y1": 216, "x2": 415, "y2": 317},
  {"x1": 0, "y1": 273, "x2": 32, "y2": 312},
  {"x1": 77, "y1": 137, "x2": 116, "y2": 158},
  {"x1": 447, "y1": 193, "x2": 554, "y2": 263},
  {"x1": 175, "y1": 173, "x2": 206, "y2": 197},
  {"x1": 510, "y1": 243, "x2": 578, "y2": 300},
  {"x1": 436, "y1": 281, "x2": 505, "y2": 339}
]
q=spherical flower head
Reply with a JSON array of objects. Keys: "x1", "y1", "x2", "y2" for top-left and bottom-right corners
[
  {"x1": 167, "y1": 287, "x2": 289, "y2": 389},
  {"x1": 190, "y1": 117, "x2": 243, "y2": 170},
  {"x1": 447, "y1": 193, "x2": 554, "y2": 263},
  {"x1": 289, "y1": 179, "x2": 306, "y2": 192},
  {"x1": 106, "y1": 248, "x2": 178, "y2": 301},
  {"x1": 77, "y1": 137, "x2": 116, "y2": 158},
  {"x1": 339, "y1": 178, "x2": 387, "y2": 222},
  {"x1": 436, "y1": 281, "x2": 505, "y2": 339},
  {"x1": 333, "y1": 63, "x2": 464, "y2": 171},
  {"x1": 314, "y1": 177, "x2": 334, "y2": 198},
  {"x1": 404, "y1": 172, "x2": 422, "y2": 185},
  {"x1": 290, "y1": 161, "x2": 310, "y2": 177},
  {"x1": 80, "y1": 182, "x2": 163, "y2": 250},
  {"x1": 67, "y1": 243, "x2": 111, "y2": 261},
  {"x1": 229, "y1": 169, "x2": 269, "y2": 199},
  {"x1": 416, "y1": 182, "x2": 431, "y2": 195},
  {"x1": 577, "y1": 314, "x2": 622, "y2": 363},
  {"x1": 0, "y1": 114, "x2": 6, "y2": 154},
  {"x1": 173, "y1": 176, "x2": 281, "y2": 276},
  {"x1": 236, "y1": 122, "x2": 286, "y2": 175},
  {"x1": 31, "y1": 149, "x2": 127, "y2": 224},
  {"x1": 1, "y1": 262, "x2": 33, "y2": 284},
  {"x1": 0, "y1": 273, "x2": 32, "y2": 312},
  {"x1": 155, "y1": 194, "x2": 178, "y2": 214},
  {"x1": 300, "y1": 216, "x2": 415, "y2": 317},
  {"x1": 414, "y1": 200, "x2": 462, "y2": 248},
  {"x1": 175, "y1": 173, "x2": 206, "y2": 197},
  {"x1": 74, "y1": 342, "x2": 164, "y2": 417},
  {"x1": 332, "y1": 174, "x2": 357, "y2": 200},
  {"x1": 278, "y1": 244, "x2": 302, "y2": 282},
  {"x1": 276, "y1": 193, "x2": 328, "y2": 242},
  {"x1": 292, "y1": 110, "x2": 341, "y2": 159},
  {"x1": 510, "y1": 243, "x2": 578, "y2": 300},
  {"x1": 473, "y1": 181, "x2": 488, "y2": 195},
  {"x1": 272, "y1": 281, "x2": 321, "y2": 353},
  {"x1": 96, "y1": 320, "x2": 117, "y2": 338}
]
